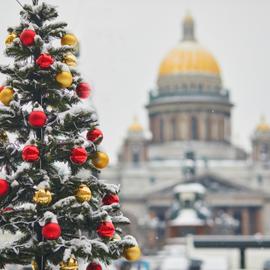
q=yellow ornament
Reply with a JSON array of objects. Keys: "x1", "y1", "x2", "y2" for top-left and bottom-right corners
[
  {"x1": 112, "y1": 233, "x2": 122, "y2": 242},
  {"x1": 61, "y1": 34, "x2": 78, "y2": 46},
  {"x1": 33, "y1": 189, "x2": 52, "y2": 206},
  {"x1": 60, "y1": 257, "x2": 79, "y2": 270},
  {"x1": 92, "y1": 152, "x2": 109, "y2": 169},
  {"x1": 5, "y1": 33, "x2": 16, "y2": 45},
  {"x1": 75, "y1": 184, "x2": 92, "y2": 203},
  {"x1": 32, "y1": 260, "x2": 38, "y2": 270},
  {"x1": 63, "y1": 53, "x2": 77, "y2": 67},
  {"x1": 0, "y1": 130, "x2": 8, "y2": 144},
  {"x1": 56, "y1": 71, "x2": 73, "y2": 88},
  {"x1": 123, "y1": 246, "x2": 141, "y2": 261},
  {"x1": 0, "y1": 87, "x2": 14, "y2": 106}
]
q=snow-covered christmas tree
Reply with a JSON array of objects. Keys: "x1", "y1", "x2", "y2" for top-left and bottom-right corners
[{"x1": 0, "y1": 1, "x2": 140, "y2": 269}]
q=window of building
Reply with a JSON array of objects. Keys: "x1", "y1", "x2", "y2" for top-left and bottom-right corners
[
  {"x1": 172, "y1": 118, "x2": 177, "y2": 140},
  {"x1": 183, "y1": 84, "x2": 188, "y2": 91},
  {"x1": 191, "y1": 116, "x2": 198, "y2": 140},
  {"x1": 132, "y1": 151, "x2": 140, "y2": 165}
]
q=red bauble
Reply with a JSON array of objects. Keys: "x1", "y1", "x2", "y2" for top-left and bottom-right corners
[
  {"x1": 102, "y1": 194, "x2": 120, "y2": 205},
  {"x1": 42, "y1": 222, "x2": 61, "y2": 240},
  {"x1": 86, "y1": 262, "x2": 102, "y2": 270},
  {"x1": 0, "y1": 207, "x2": 13, "y2": 214},
  {"x1": 70, "y1": 147, "x2": 88, "y2": 165},
  {"x1": 86, "y1": 128, "x2": 103, "y2": 144},
  {"x1": 0, "y1": 179, "x2": 9, "y2": 197},
  {"x1": 20, "y1": 29, "x2": 36, "y2": 46},
  {"x1": 3, "y1": 207, "x2": 13, "y2": 212},
  {"x1": 97, "y1": 221, "x2": 115, "y2": 238},
  {"x1": 28, "y1": 111, "x2": 47, "y2": 128},
  {"x1": 76, "y1": 82, "x2": 91, "y2": 99},
  {"x1": 22, "y1": 145, "x2": 40, "y2": 162},
  {"x1": 0, "y1": 86, "x2": 4, "y2": 92},
  {"x1": 36, "y1": 54, "x2": 54, "y2": 69}
]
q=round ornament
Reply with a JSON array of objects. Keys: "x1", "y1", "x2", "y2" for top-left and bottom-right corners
[
  {"x1": 56, "y1": 71, "x2": 73, "y2": 88},
  {"x1": 20, "y1": 29, "x2": 36, "y2": 46},
  {"x1": 28, "y1": 111, "x2": 47, "y2": 128},
  {"x1": 75, "y1": 184, "x2": 92, "y2": 203},
  {"x1": 42, "y1": 222, "x2": 61, "y2": 240},
  {"x1": 0, "y1": 86, "x2": 4, "y2": 92},
  {"x1": 36, "y1": 54, "x2": 54, "y2": 69},
  {"x1": 61, "y1": 34, "x2": 78, "y2": 46},
  {"x1": 102, "y1": 194, "x2": 119, "y2": 205},
  {"x1": 22, "y1": 145, "x2": 40, "y2": 162},
  {"x1": 87, "y1": 128, "x2": 103, "y2": 144},
  {"x1": 70, "y1": 147, "x2": 88, "y2": 165},
  {"x1": 86, "y1": 262, "x2": 102, "y2": 270},
  {"x1": 0, "y1": 87, "x2": 14, "y2": 106},
  {"x1": 123, "y1": 246, "x2": 141, "y2": 261},
  {"x1": 60, "y1": 257, "x2": 78, "y2": 270},
  {"x1": 63, "y1": 53, "x2": 77, "y2": 66},
  {"x1": 33, "y1": 189, "x2": 52, "y2": 206},
  {"x1": 0, "y1": 130, "x2": 8, "y2": 144},
  {"x1": 96, "y1": 221, "x2": 115, "y2": 239},
  {"x1": 76, "y1": 82, "x2": 91, "y2": 99},
  {"x1": 0, "y1": 179, "x2": 9, "y2": 197},
  {"x1": 32, "y1": 260, "x2": 38, "y2": 270},
  {"x1": 0, "y1": 207, "x2": 13, "y2": 214},
  {"x1": 5, "y1": 33, "x2": 16, "y2": 45},
  {"x1": 91, "y1": 152, "x2": 109, "y2": 169}
]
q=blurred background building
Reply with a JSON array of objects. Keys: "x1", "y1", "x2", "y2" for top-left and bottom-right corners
[{"x1": 103, "y1": 14, "x2": 270, "y2": 253}]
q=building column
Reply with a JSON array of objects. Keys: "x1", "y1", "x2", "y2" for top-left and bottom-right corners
[
  {"x1": 224, "y1": 115, "x2": 231, "y2": 143},
  {"x1": 164, "y1": 115, "x2": 171, "y2": 142},
  {"x1": 179, "y1": 113, "x2": 190, "y2": 140},
  {"x1": 150, "y1": 115, "x2": 160, "y2": 143},
  {"x1": 218, "y1": 115, "x2": 225, "y2": 141},
  {"x1": 241, "y1": 208, "x2": 250, "y2": 235}
]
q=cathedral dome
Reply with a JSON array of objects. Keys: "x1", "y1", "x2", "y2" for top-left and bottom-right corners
[
  {"x1": 158, "y1": 14, "x2": 220, "y2": 77},
  {"x1": 159, "y1": 41, "x2": 220, "y2": 76},
  {"x1": 256, "y1": 116, "x2": 270, "y2": 133},
  {"x1": 128, "y1": 117, "x2": 143, "y2": 133}
]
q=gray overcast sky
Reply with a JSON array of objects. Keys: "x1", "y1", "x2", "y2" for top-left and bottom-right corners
[{"x1": 1, "y1": 0, "x2": 270, "y2": 162}]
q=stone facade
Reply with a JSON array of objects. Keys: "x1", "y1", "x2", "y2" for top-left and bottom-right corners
[{"x1": 103, "y1": 14, "x2": 270, "y2": 247}]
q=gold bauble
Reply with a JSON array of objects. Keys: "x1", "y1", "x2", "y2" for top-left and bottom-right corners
[
  {"x1": 63, "y1": 53, "x2": 77, "y2": 67},
  {"x1": 5, "y1": 33, "x2": 16, "y2": 45},
  {"x1": 33, "y1": 189, "x2": 52, "y2": 206},
  {"x1": 0, "y1": 130, "x2": 8, "y2": 144},
  {"x1": 0, "y1": 87, "x2": 14, "y2": 106},
  {"x1": 32, "y1": 260, "x2": 38, "y2": 270},
  {"x1": 123, "y1": 246, "x2": 141, "y2": 261},
  {"x1": 60, "y1": 257, "x2": 79, "y2": 270},
  {"x1": 56, "y1": 71, "x2": 73, "y2": 88},
  {"x1": 112, "y1": 233, "x2": 122, "y2": 242},
  {"x1": 61, "y1": 34, "x2": 78, "y2": 46},
  {"x1": 75, "y1": 184, "x2": 92, "y2": 203},
  {"x1": 92, "y1": 152, "x2": 109, "y2": 169}
]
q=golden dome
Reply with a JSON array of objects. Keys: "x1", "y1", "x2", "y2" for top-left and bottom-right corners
[
  {"x1": 159, "y1": 13, "x2": 220, "y2": 76},
  {"x1": 183, "y1": 11, "x2": 193, "y2": 23},
  {"x1": 256, "y1": 116, "x2": 270, "y2": 132},
  {"x1": 159, "y1": 41, "x2": 220, "y2": 76},
  {"x1": 128, "y1": 117, "x2": 143, "y2": 132}
]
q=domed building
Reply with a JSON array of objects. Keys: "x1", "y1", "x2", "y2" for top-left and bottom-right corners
[
  {"x1": 147, "y1": 14, "x2": 246, "y2": 161},
  {"x1": 103, "y1": 14, "x2": 270, "y2": 248},
  {"x1": 252, "y1": 116, "x2": 270, "y2": 164}
]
